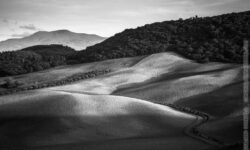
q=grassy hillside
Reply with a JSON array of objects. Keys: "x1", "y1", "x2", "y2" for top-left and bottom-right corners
[{"x1": 78, "y1": 11, "x2": 250, "y2": 63}]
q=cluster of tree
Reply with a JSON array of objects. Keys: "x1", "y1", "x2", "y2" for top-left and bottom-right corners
[
  {"x1": 0, "y1": 69, "x2": 111, "y2": 95},
  {"x1": 76, "y1": 11, "x2": 250, "y2": 64},
  {"x1": 0, "y1": 45, "x2": 77, "y2": 77}
]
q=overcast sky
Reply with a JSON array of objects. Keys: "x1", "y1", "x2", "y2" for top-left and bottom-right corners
[{"x1": 0, "y1": 0, "x2": 249, "y2": 41}]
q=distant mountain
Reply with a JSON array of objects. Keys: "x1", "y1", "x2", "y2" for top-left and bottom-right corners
[{"x1": 0, "y1": 30, "x2": 106, "y2": 51}]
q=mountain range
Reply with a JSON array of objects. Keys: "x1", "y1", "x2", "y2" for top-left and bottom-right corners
[{"x1": 0, "y1": 30, "x2": 106, "y2": 51}]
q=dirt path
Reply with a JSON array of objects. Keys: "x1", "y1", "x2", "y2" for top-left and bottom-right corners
[{"x1": 166, "y1": 104, "x2": 225, "y2": 147}]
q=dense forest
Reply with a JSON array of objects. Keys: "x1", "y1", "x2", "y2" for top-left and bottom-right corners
[
  {"x1": 0, "y1": 45, "x2": 76, "y2": 76},
  {"x1": 78, "y1": 11, "x2": 250, "y2": 63},
  {"x1": 0, "y1": 11, "x2": 249, "y2": 77}
]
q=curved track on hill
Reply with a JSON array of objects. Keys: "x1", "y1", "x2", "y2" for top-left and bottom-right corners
[{"x1": 166, "y1": 104, "x2": 224, "y2": 147}]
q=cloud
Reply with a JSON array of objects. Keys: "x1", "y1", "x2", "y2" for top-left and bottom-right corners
[
  {"x1": 19, "y1": 24, "x2": 39, "y2": 31},
  {"x1": 1, "y1": 18, "x2": 18, "y2": 25},
  {"x1": 11, "y1": 32, "x2": 31, "y2": 38},
  {"x1": 2, "y1": 18, "x2": 9, "y2": 23}
]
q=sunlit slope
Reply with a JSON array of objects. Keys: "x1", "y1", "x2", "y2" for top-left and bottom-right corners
[
  {"x1": 114, "y1": 67, "x2": 241, "y2": 104},
  {"x1": 49, "y1": 52, "x2": 238, "y2": 98},
  {"x1": 0, "y1": 90, "x2": 208, "y2": 150}
]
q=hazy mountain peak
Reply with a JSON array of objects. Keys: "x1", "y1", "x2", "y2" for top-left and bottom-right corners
[
  {"x1": 0, "y1": 30, "x2": 106, "y2": 51},
  {"x1": 53, "y1": 29, "x2": 71, "y2": 32},
  {"x1": 51, "y1": 30, "x2": 72, "y2": 34}
]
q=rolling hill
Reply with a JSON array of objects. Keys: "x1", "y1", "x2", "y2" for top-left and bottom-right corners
[
  {"x1": 0, "y1": 52, "x2": 246, "y2": 149},
  {"x1": 0, "y1": 30, "x2": 106, "y2": 52},
  {"x1": 0, "y1": 10, "x2": 248, "y2": 150}
]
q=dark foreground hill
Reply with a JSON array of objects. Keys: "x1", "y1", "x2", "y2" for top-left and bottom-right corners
[{"x1": 77, "y1": 11, "x2": 250, "y2": 63}]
